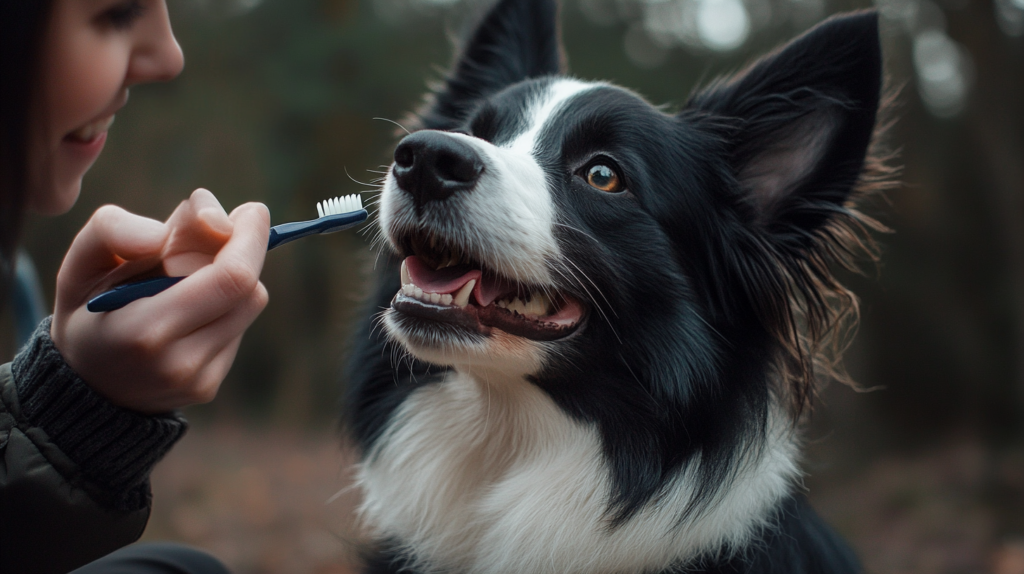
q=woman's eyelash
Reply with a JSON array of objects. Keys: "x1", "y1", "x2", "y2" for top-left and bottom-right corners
[{"x1": 105, "y1": 0, "x2": 146, "y2": 30}]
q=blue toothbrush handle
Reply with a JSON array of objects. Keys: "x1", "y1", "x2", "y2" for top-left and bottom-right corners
[
  {"x1": 267, "y1": 209, "x2": 367, "y2": 250},
  {"x1": 87, "y1": 276, "x2": 186, "y2": 312},
  {"x1": 88, "y1": 209, "x2": 368, "y2": 313}
]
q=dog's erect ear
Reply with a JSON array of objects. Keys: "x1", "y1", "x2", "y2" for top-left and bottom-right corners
[
  {"x1": 416, "y1": 0, "x2": 564, "y2": 130},
  {"x1": 688, "y1": 11, "x2": 882, "y2": 238}
]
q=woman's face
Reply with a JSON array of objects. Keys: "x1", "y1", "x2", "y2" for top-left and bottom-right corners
[{"x1": 27, "y1": 0, "x2": 185, "y2": 215}]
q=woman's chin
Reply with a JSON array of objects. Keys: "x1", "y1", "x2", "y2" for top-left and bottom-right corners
[{"x1": 27, "y1": 171, "x2": 83, "y2": 215}]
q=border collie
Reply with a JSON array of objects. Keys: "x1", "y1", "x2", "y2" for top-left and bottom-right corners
[{"x1": 346, "y1": 1, "x2": 887, "y2": 571}]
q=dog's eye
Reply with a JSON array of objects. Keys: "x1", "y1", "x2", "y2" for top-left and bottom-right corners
[{"x1": 585, "y1": 164, "x2": 623, "y2": 193}]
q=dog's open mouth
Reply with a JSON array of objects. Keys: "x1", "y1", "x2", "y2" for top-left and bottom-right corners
[{"x1": 391, "y1": 241, "x2": 584, "y2": 341}]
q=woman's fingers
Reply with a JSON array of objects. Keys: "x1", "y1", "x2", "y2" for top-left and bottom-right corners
[
  {"x1": 159, "y1": 283, "x2": 268, "y2": 409},
  {"x1": 121, "y1": 283, "x2": 267, "y2": 413},
  {"x1": 55, "y1": 205, "x2": 169, "y2": 309},
  {"x1": 157, "y1": 201, "x2": 270, "y2": 337},
  {"x1": 163, "y1": 189, "x2": 234, "y2": 275}
]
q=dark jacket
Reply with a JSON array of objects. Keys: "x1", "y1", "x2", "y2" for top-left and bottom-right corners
[{"x1": 0, "y1": 318, "x2": 186, "y2": 574}]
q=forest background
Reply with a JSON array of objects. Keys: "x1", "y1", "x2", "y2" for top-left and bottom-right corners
[{"x1": 3, "y1": 0, "x2": 1024, "y2": 571}]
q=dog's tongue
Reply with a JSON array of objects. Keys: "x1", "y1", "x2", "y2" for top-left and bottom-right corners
[{"x1": 404, "y1": 256, "x2": 513, "y2": 306}]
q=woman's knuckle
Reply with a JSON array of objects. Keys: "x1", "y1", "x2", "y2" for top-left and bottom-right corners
[
  {"x1": 180, "y1": 377, "x2": 217, "y2": 404},
  {"x1": 216, "y1": 260, "x2": 257, "y2": 299},
  {"x1": 163, "y1": 357, "x2": 200, "y2": 388},
  {"x1": 254, "y1": 283, "x2": 270, "y2": 309},
  {"x1": 193, "y1": 386, "x2": 219, "y2": 405},
  {"x1": 132, "y1": 323, "x2": 171, "y2": 357},
  {"x1": 92, "y1": 204, "x2": 123, "y2": 227}
]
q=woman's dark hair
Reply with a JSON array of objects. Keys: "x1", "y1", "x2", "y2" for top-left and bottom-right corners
[{"x1": 0, "y1": 0, "x2": 55, "y2": 301}]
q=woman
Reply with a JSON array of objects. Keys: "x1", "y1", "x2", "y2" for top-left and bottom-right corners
[{"x1": 1, "y1": 1, "x2": 270, "y2": 571}]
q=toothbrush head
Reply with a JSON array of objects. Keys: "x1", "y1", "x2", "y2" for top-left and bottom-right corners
[{"x1": 317, "y1": 194, "x2": 364, "y2": 218}]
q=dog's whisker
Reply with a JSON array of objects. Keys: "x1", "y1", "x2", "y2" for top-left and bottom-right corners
[
  {"x1": 619, "y1": 352, "x2": 659, "y2": 405},
  {"x1": 561, "y1": 257, "x2": 617, "y2": 319},
  {"x1": 552, "y1": 222, "x2": 602, "y2": 246},
  {"x1": 344, "y1": 166, "x2": 380, "y2": 188},
  {"x1": 373, "y1": 116, "x2": 412, "y2": 135},
  {"x1": 551, "y1": 260, "x2": 621, "y2": 344}
]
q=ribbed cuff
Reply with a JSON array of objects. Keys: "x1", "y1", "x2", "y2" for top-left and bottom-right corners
[{"x1": 11, "y1": 316, "x2": 187, "y2": 511}]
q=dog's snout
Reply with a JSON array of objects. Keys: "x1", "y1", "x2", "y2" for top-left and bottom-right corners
[{"x1": 393, "y1": 131, "x2": 484, "y2": 208}]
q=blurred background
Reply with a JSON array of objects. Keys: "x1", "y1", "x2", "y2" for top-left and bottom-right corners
[{"x1": 2, "y1": 0, "x2": 1023, "y2": 570}]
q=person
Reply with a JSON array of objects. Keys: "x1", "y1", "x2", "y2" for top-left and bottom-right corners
[{"x1": 1, "y1": 0, "x2": 271, "y2": 572}]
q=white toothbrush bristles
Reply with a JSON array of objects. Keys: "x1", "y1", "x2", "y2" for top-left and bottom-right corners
[{"x1": 317, "y1": 194, "x2": 363, "y2": 217}]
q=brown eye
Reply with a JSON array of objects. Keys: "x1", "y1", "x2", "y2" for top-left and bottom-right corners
[{"x1": 585, "y1": 164, "x2": 623, "y2": 193}]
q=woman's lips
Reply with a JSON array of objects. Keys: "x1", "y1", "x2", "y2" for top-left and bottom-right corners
[{"x1": 65, "y1": 115, "x2": 115, "y2": 144}]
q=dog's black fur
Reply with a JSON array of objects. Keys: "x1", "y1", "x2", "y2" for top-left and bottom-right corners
[{"x1": 346, "y1": 0, "x2": 885, "y2": 571}]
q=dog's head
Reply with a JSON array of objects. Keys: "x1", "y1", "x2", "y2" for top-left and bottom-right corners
[
  {"x1": 366, "y1": 0, "x2": 888, "y2": 526},
  {"x1": 379, "y1": 0, "x2": 882, "y2": 390}
]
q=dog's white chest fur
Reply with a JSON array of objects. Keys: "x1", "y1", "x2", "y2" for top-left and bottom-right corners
[{"x1": 356, "y1": 371, "x2": 800, "y2": 574}]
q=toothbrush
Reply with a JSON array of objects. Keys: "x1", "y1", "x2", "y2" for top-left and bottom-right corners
[{"x1": 86, "y1": 194, "x2": 367, "y2": 313}]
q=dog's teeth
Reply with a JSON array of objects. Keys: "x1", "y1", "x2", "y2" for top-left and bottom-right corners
[
  {"x1": 402, "y1": 284, "x2": 414, "y2": 296},
  {"x1": 440, "y1": 294, "x2": 453, "y2": 305},
  {"x1": 454, "y1": 280, "x2": 475, "y2": 308},
  {"x1": 401, "y1": 260, "x2": 411, "y2": 286},
  {"x1": 414, "y1": 287, "x2": 423, "y2": 300},
  {"x1": 527, "y1": 298, "x2": 541, "y2": 316},
  {"x1": 536, "y1": 292, "x2": 552, "y2": 315},
  {"x1": 507, "y1": 297, "x2": 525, "y2": 315},
  {"x1": 429, "y1": 292, "x2": 441, "y2": 304},
  {"x1": 542, "y1": 294, "x2": 552, "y2": 315}
]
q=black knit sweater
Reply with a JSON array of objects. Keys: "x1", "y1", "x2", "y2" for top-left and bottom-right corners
[{"x1": 11, "y1": 316, "x2": 186, "y2": 511}]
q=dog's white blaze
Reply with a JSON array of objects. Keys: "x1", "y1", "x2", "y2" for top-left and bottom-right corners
[
  {"x1": 507, "y1": 79, "x2": 596, "y2": 155},
  {"x1": 460, "y1": 133, "x2": 559, "y2": 283},
  {"x1": 357, "y1": 372, "x2": 800, "y2": 574}
]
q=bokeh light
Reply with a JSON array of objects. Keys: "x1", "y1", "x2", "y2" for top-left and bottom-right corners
[
  {"x1": 695, "y1": 0, "x2": 751, "y2": 50},
  {"x1": 913, "y1": 29, "x2": 972, "y2": 117}
]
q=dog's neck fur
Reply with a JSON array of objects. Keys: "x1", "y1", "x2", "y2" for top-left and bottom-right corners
[{"x1": 356, "y1": 368, "x2": 800, "y2": 574}]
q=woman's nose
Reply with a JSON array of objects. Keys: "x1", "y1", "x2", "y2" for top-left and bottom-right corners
[{"x1": 126, "y1": 2, "x2": 185, "y2": 85}]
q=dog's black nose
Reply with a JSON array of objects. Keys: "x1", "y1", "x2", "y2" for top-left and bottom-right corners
[{"x1": 393, "y1": 131, "x2": 484, "y2": 208}]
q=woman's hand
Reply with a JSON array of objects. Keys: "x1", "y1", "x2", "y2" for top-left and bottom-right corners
[{"x1": 50, "y1": 189, "x2": 270, "y2": 414}]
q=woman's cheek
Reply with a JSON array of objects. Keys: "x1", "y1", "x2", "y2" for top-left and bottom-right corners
[{"x1": 48, "y1": 37, "x2": 128, "y2": 137}]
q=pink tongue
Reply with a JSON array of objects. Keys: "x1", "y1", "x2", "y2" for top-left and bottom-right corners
[
  {"x1": 405, "y1": 256, "x2": 514, "y2": 307},
  {"x1": 406, "y1": 256, "x2": 480, "y2": 294}
]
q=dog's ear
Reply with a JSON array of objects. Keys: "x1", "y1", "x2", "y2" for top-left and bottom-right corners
[
  {"x1": 687, "y1": 11, "x2": 882, "y2": 239},
  {"x1": 416, "y1": 0, "x2": 565, "y2": 130},
  {"x1": 683, "y1": 12, "x2": 884, "y2": 414}
]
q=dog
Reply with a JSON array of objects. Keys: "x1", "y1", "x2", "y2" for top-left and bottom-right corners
[{"x1": 346, "y1": 0, "x2": 886, "y2": 571}]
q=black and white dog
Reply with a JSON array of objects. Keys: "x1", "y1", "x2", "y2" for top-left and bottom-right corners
[{"x1": 346, "y1": 0, "x2": 886, "y2": 571}]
